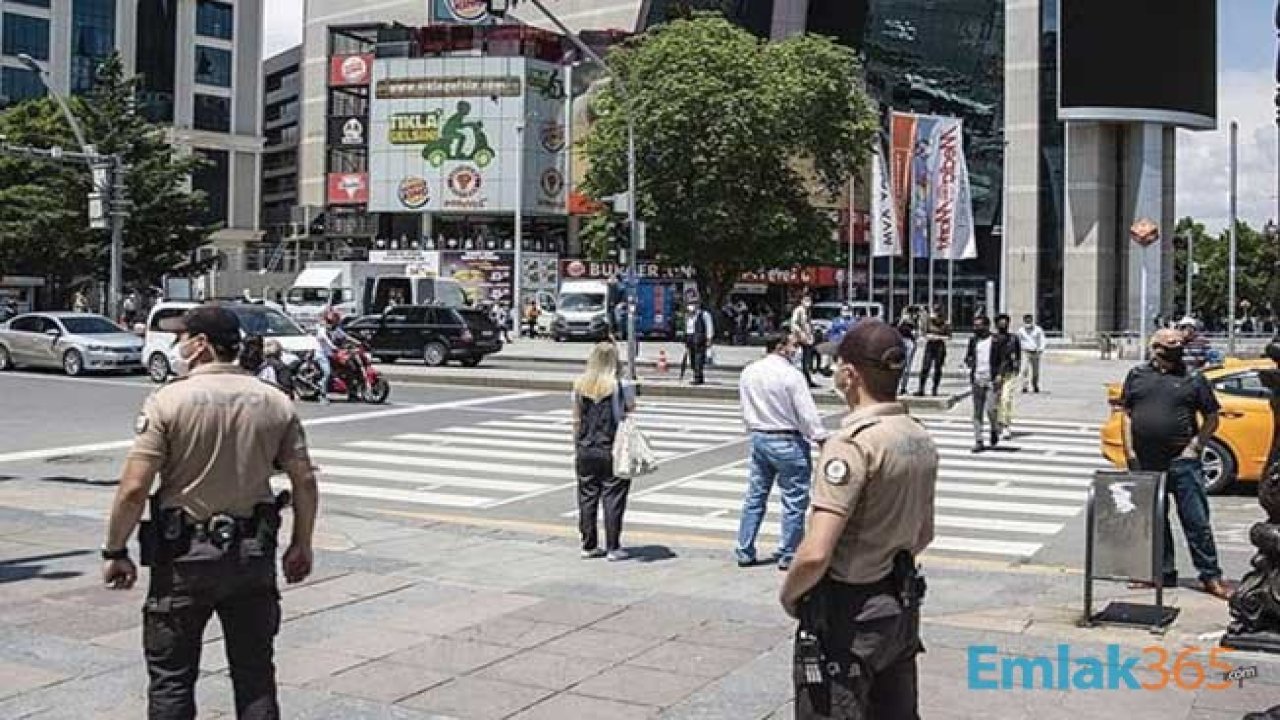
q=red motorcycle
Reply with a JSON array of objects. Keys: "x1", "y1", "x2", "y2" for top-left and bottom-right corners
[{"x1": 295, "y1": 342, "x2": 390, "y2": 404}]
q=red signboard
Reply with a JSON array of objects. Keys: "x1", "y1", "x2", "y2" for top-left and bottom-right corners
[
  {"x1": 738, "y1": 267, "x2": 841, "y2": 287},
  {"x1": 327, "y1": 173, "x2": 369, "y2": 205},
  {"x1": 329, "y1": 54, "x2": 373, "y2": 87},
  {"x1": 560, "y1": 259, "x2": 695, "y2": 281}
]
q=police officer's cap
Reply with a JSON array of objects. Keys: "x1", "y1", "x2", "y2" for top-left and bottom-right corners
[
  {"x1": 837, "y1": 319, "x2": 907, "y2": 372},
  {"x1": 160, "y1": 305, "x2": 242, "y2": 350}
]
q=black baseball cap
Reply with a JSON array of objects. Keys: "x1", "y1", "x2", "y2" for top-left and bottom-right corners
[
  {"x1": 159, "y1": 305, "x2": 242, "y2": 349},
  {"x1": 837, "y1": 319, "x2": 907, "y2": 372}
]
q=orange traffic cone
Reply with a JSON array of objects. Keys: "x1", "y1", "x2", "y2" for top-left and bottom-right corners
[{"x1": 657, "y1": 348, "x2": 669, "y2": 374}]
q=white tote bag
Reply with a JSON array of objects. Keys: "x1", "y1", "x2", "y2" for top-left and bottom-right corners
[{"x1": 611, "y1": 387, "x2": 658, "y2": 480}]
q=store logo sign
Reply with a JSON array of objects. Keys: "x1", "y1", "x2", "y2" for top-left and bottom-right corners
[
  {"x1": 447, "y1": 166, "x2": 484, "y2": 198},
  {"x1": 540, "y1": 168, "x2": 564, "y2": 198},
  {"x1": 398, "y1": 177, "x2": 431, "y2": 209},
  {"x1": 434, "y1": 0, "x2": 489, "y2": 24}
]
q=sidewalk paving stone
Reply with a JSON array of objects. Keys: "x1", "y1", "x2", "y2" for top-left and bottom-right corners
[
  {"x1": 446, "y1": 616, "x2": 578, "y2": 650},
  {"x1": 510, "y1": 692, "x2": 660, "y2": 720},
  {"x1": 0, "y1": 659, "x2": 69, "y2": 700},
  {"x1": 628, "y1": 641, "x2": 760, "y2": 679},
  {"x1": 273, "y1": 647, "x2": 367, "y2": 686},
  {"x1": 385, "y1": 636, "x2": 518, "y2": 674},
  {"x1": 398, "y1": 676, "x2": 554, "y2": 720},
  {"x1": 655, "y1": 642, "x2": 792, "y2": 720},
  {"x1": 316, "y1": 660, "x2": 452, "y2": 704},
  {"x1": 510, "y1": 597, "x2": 625, "y2": 626},
  {"x1": 536, "y1": 627, "x2": 665, "y2": 662},
  {"x1": 475, "y1": 648, "x2": 611, "y2": 691},
  {"x1": 573, "y1": 665, "x2": 712, "y2": 707},
  {"x1": 674, "y1": 620, "x2": 789, "y2": 653}
]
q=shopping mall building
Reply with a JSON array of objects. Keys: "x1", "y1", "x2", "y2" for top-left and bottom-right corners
[{"x1": 282, "y1": 0, "x2": 1215, "y2": 337}]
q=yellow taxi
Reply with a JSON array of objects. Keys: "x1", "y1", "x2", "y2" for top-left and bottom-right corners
[{"x1": 1101, "y1": 358, "x2": 1275, "y2": 494}]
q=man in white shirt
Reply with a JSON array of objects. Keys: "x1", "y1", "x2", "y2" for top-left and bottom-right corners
[
  {"x1": 684, "y1": 297, "x2": 715, "y2": 385},
  {"x1": 1016, "y1": 314, "x2": 1046, "y2": 393},
  {"x1": 964, "y1": 315, "x2": 1000, "y2": 452},
  {"x1": 736, "y1": 334, "x2": 828, "y2": 570},
  {"x1": 789, "y1": 295, "x2": 819, "y2": 388}
]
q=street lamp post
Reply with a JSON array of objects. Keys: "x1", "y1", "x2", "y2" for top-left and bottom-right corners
[
  {"x1": 488, "y1": 0, "x2": 640, "y2": 381},
  {"x1": 514, "y1": 120, "x2": 524, "y2": 335},
  {"x1": 18, "y1": 54, "x2": 126, "y2": 322}
]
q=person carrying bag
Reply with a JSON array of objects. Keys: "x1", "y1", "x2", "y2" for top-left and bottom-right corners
[{"x1": 572, "y1": 342, "x2": 638, "y2": 561}]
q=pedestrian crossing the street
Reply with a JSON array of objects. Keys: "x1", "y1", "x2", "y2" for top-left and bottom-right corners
[
  {"x1": 611, "y1": 414, "x2": 1108, "y2": 563},
  {"x1": 292, "y1": 400, "x2": 748, "y2": 511}
]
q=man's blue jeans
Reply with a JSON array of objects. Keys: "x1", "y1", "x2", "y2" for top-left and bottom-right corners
[
  {"x1": 736, "y1": 433, "x2": 812, "y2": 564},
  {"x1": 314, "y1": 354, "x2": 332, "y2": 398},
  {"x1": 1161, "y1": 457, "x2": 1223, "y2": 583}
]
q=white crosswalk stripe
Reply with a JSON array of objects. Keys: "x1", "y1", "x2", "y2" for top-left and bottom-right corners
[
  {"x1": 609, "y1": 416, "x2": 1108, "y2": 561},
  {"x1": 302, "y1": 400, "x2": 749, "y2": 510}
]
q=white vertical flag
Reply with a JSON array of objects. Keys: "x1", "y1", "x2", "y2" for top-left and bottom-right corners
[
  {"x1": 929, "y1": 117, "x2": 978, "y2": 261},
  {"x1": 871, "y1": 142, "x2": 902, "y2": 258}
]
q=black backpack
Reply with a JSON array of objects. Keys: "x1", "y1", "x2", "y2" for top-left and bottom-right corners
[{"x1": 575, "y1": 388, "x2": 623, "y2": 461}]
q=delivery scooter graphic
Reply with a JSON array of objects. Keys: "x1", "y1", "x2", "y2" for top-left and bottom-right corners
[{"x1": 423, "y1": 101, "x2": 495, "y2": 168}]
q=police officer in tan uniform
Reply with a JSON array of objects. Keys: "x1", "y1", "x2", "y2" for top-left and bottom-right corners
[
  {"x1": 780, "y1": 319, "x2": 938, "y2": 720},
  {"x1": 100, "y1": 306, "x2": 319, "y2": 720}
]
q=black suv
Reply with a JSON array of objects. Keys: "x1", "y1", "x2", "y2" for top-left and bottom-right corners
[{"x1": 346, "y1": 305, "x2": 502, "y2": 367}]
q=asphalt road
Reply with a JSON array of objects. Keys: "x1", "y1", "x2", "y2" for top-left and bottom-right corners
[{"x1": 0, "y1": 368, "x2": 1264, "y2": 580}]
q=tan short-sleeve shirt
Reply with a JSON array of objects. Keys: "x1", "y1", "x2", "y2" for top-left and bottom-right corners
[
  {"x1": 128, "y1": 363, "x2": 311, "y2": 521},
  {"x1": 810, "y1": 403, "x2": 938, "y2": 585}
]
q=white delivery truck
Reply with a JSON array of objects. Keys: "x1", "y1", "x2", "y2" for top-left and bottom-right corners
[
  {"x1": 286, "y1": 261, "x2": 467, "y2": 328},
  {"x1": 551, "y1": 279, "x2": 616, "y2": 341}
]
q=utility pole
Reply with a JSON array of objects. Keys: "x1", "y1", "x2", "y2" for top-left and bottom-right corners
[
  {"x1": 19, "y1": 54, "x2": 127, "y2": 321},
  {"x1": 487, "y1": 0, "x2": 640, "y2": 379},
  {"x1": 1229, "y1": 120, "x2": 1239, "y2": 357}
]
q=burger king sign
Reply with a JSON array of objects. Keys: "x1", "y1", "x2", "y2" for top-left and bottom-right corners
[
  {"x1": 329, "y1": 54, "x2": 373, "y2": 87},
  {"x1": 433, "y1": 0, "x2": 490, "y2": 24}
]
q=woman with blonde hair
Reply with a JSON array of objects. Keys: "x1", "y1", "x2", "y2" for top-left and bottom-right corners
[{"x1": 572, "y1": 341, "x2": 636, "y2": 560}]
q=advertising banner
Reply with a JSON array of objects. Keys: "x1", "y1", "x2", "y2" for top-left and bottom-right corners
[
  {"x1": 329, "y1": 116, "x2": 367, "y2": 147},
  {"x1": 929, "y1": 117, "x2": 977, "y2": 261},
  {"x1": 440, "y1": 251, "x2": 513, "y2": 304},
  {"x1": 870, "y1": 143, "x2": 902, "y2": 258},
  {"x1": 327, "y1": 173, "x2": 369, "y2": 205},
  {"x1": 520, "y1": 252, "x2": 559, "y2": 305},
  {"x1": 368, "y1": 56, "x2": 568, "y2": 216},
  {"x1": 889, "y1": 113, "x2": 916, "y2": 249},
  {"x1": 560, "y1": 260, "x2": 696, "y2": 282},
  {"x1": 910, "y1": 115, "x2": 939, "y2": 258},
  {"x1": 329, "y1": 54, "x2": 373, "y2": 87},
  {"x1": 432, "y1": 0, "x2": 491, "y2": 25}
]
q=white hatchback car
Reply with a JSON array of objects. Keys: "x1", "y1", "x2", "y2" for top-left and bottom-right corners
[{"x1": 144, "y1": 301, "x2": 319, "y2": 383}]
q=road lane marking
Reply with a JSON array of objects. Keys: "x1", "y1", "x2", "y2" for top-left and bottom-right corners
[
  {"x1": 317, "y1": 465, "x2": 549, "y2": 494},
  {"x1": 308, "y1": 448, "x2": 567, "y2": 478},
  {"x1": 0, "y1": 391, "x2": 549, "y2": 465}
]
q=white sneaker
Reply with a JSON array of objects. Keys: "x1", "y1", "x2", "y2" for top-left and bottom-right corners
[
  {"x1": 580, "y1": 548, "x2": 606, "y2": 559},
  {"x1": 1001, "y1": 428, "x2": 1013, "y2": 440},
  {"x1": 606, "y1": 549, "x2": 629, "y2": 562}
]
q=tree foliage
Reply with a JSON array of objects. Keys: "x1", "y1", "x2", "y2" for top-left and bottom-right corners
[
  {"x1": 580, "y1": 15, "x2": 878, "y2": 302},
  {"x1": 0, "y1": 54, "x2": 215, "y2": 305},
  {"x1": 1174, "y1": 216, "x2": 1280, "y2": 325}
]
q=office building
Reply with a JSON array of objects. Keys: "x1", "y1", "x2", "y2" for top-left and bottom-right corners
[
  {"x1": 261, "y1": 44, "x2": 300, "y2": 240},
  {"x1": 0, "y1": 0, "x2": 267, "y2": 295}
]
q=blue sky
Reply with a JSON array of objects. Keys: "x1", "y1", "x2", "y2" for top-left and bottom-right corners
[{"x1": 1177, "y1": 0, "x2": 1274, "y2": 230}]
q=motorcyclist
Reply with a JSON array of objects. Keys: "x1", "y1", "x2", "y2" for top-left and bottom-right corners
[
  {"x1": 259, "y1": 338, "x2": 296, "y2": 398},
  {"x1": 313, "y1": 310, "x2": 347, "y2": 404}
]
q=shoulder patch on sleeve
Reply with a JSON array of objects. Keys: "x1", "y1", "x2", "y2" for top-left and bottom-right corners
[
  {"x1": 134, "y1": 413, "x2": 150, "y2": 434},
  {"x1": 823, "y1": 459, "x2": 850, "y2": 485}
]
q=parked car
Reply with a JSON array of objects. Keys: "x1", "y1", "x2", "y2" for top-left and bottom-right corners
[
  {"x1": 0, "y1": 312, "x2": 143, "y2": 376},
  {"x1": 144, "y1": 301, "x2": 318, "y2": 383},
  {"x1": 345, "y1": 305, "x2": 503, "y2": 367},
  {"x1": 1100, "y1": 358, "x2": 1276, "y2": 494}
]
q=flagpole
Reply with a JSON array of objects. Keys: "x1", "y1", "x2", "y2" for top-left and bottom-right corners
[
  {"x1": 847, "y1": 180, "x2": 856, "y2": 303},
  {"x1": 907, "y1": 248, "x2": 915, "y2": 309},
  {"x1": 888, "y1": 251, "x2": 896, "y2": 320},
  {"x1": 947, "y1": 257, "x2": 955, "y2": 326},
  {"x1": 927, "y1": 253, "x2": 935, "y2": 313}
]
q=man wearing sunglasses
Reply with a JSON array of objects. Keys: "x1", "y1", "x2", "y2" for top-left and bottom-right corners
[
  {"x1": 100, "y1": 305, "x2": 319, "y2": 718},
  {"x1": 1120, "y1": 328, "x2": 1229, "y2": 599}
]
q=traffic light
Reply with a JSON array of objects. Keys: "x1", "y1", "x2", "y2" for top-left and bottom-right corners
[{"x1": 613, "y1": 219, "x2": 631, "y2": 250}]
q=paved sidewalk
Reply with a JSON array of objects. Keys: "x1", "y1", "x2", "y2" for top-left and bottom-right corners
[{"x1": 1, "y1": 493, "x2": 1277, "y2": 720}]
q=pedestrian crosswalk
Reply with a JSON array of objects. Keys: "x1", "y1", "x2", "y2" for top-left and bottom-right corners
[
  {"x1": 293, "y1": 400, "x2": 747, "y2": 511},
  {"x1": 613, "y1": 414, "x2": 1109, "y2": 562}
]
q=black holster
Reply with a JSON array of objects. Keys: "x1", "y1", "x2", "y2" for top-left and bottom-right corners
[
  {"x1": 139, "y1": 491, "x2": 290, "y2": 566},
  {"x1": 891, "y1": 550, "x2": 927, "y2": 609}
]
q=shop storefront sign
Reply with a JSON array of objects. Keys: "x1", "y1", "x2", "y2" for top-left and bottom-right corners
[
  {"x1": 560, "y1": 260, "x2": 696, "y2": 281},
  {"x1": 329, "y1": 54, "x2": 373, "y2": 87},
  {"x1": 389, "y1": 112, "x2": 442, "y2": 145},
  {"x1": 376, "y1": 76, "x2": 522, "y2": 100},
  {"x1": 327, "y1": 173, "x2": 369, "y2": 205}
]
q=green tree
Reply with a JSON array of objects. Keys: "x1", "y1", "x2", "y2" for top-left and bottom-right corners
[
  {"x1": 1174, "y1": 216, "x2": 1280, "y2": 326},
  {"x1": 0, "y1": 54, "x2": 216, "y2": 306},
  {"x1": 581, "y1": 15, "x2": 878, "y2": 303}
]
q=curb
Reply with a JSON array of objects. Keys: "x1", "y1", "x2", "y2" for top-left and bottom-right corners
[{"x1": 382, "y1": 368, "x2": 969, "y2": 410}]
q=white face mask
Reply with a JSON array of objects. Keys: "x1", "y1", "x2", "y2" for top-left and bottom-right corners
[{"x1": 171, "y1": 338, "x2": 205, "y2": 378}]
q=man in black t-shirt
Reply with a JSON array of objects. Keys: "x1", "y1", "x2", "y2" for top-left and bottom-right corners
[{"x1": 1120, "y1": 328, "x2": 1229, "y2": 599}]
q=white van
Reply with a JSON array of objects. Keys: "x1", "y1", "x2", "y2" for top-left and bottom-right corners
[
  {"x1": 144, "y1": 301, "x2": 319, "y2": 383},
  {"x1": 551, "y1": 280, "x2": 615, "y2": 341}
]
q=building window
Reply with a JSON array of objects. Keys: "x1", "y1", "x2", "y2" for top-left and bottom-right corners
[
  {"x1": 137, "y1": 0, "x2": 177, "y2": 123},
  {"x1": 196, "y1": 1, "x2": 233, "y2": 41},
  {"x1": 3, "y1": 13, "x2": 51, "y2": 61},
  {"x1": 192, "y1": 149, "x2": 230, "y2": 227},
  {"x1": 194, "y1": 45, "x2": 232, "y2": 87},
  {"x1": 328, "y1": 148, "x2": 366, "y2": 174},
  {"x1": 1, "y1": 66, "x2": 44, "y2": 107},
  {"x1": 193, "y1": 93, "x2": 230, "y2": 132},
  {"x1": 71, "y1": 0, "x2": 116, "y2": 94},
  {"x1": 8, "y1": 0, "x2": 51, "y2": 8}
]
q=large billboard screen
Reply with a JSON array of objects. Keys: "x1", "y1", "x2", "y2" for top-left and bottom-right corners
[
  {"x1": 1059, "y1": 0, "x2": 1216, "y2": 129},
  {"x1": 368, "y1": 56, "x2": 568, "y2": 215}
]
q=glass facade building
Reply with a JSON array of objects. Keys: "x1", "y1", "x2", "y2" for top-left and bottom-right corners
[
  {"x1": 195, "y1": 45, "x2": 232, "y2": 87},
  {"x1": 71, "y1": 0, "x2": 116, "y2": 93},
  {"x1": 195, "y1": 0, "x2": 232, "y2": 40},
  {"x1": 136, "y1": 0, "x2": 177, "y2": 123},
  {"x1": 3, "y1": 12, "x2": 50, "y2": 60},
  {"x1": 1, "y1": 65, "x2": 43, "y2": 105}
]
